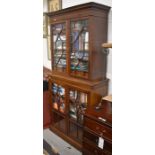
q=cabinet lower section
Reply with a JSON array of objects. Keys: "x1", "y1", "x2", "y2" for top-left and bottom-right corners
[{"x1": 48, "y1": 74, "x2": 108, "y2": 151}]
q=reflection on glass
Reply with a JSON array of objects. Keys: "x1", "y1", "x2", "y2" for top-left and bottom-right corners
[
  {"x1": 52, "y1": 83, "x2": 65, "y2": 113},
  {"x1": 69, "y1": 89, "x2": 87, "y2": 124},
  {"x1": 52, "y1": 23, "x2": 66, "y2": 70},
  {"x1": 70, "y1": 20, "x2": 89, "y2": 73}
]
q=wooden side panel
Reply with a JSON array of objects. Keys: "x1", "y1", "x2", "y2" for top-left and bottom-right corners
[{"x1": 90, "y1": 15, "x2": 108, "y2": 80}]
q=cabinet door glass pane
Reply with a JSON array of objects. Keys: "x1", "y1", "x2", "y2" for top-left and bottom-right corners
[
  {"x1": 53, "y1": 112, "x2": 67, "y2": 133},
  {"x1": 69, "y1": 121, "x2": 83, "y2": 143},
  {"x1": 70, "y1": 20, "x2": 89, "y2": 76},
  {"x1": 69, "y1": 89, "x2": 87, "y2": 124},
  {"x1": 52, "y1": 23, "x2": 66, "y2": 71},
  {"x1": 52, "y1": 83, "x2": 65, "y2": 114}
]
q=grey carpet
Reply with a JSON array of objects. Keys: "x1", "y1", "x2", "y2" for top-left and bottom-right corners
[
  {"x1": 43, "y1": 139, "x2": 60, "y2": 155},
  {"x1": 43, "y1": 129, "x2": 82, "y2": 155}
]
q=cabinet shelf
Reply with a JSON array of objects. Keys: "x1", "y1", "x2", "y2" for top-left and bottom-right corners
[
  {"x1": 69, "y1": 117, "x2": 78, "y2": 124},
  {"x1": 71, "y1": 58, "x2": 88, "y2": 62},
  {"x1": 54, "y1": 57, "x2": 66, "y2": 60},
  {"x1": 71, "y1": 27, "x2": 88, "y2": 32},
  {"x1": 53, "y1": 29, "x2": 66, "y2": 33},
  {"x1": 52, "y1": 108, "x2": 66, "y2": 116},
  {"x1": 53, "y1": 49, "x2": 66, "y2": 51}
]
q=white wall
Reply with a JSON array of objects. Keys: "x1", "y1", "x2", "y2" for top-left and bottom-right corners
[
  {"x1": 62, "y1": 0, "x2": 111, "y2": 8},
  {"x1": 43, "y1": 39, "x2": 51, "y2": 68},
  {"x1": 43, "y1": 0, "x2": 51, "y2": 68},
  {"x1": 43, "y1": 0, "x2": 112, "y2": 94},
  {"x1": 43, "y1": 0, "x2": 48, "y2": 12},
  {"x1": 107, "y1": 8, "x2": 112, "y2": 94}
]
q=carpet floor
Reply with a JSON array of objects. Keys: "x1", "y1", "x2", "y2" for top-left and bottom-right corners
[{"x1": 43, "y1": 129, "x2": 82, "y2": 155}]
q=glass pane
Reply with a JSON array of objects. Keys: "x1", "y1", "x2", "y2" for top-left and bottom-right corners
[
  {"x1": 69, "y1": 89, "x2": 87, "y2": 124},
  {"x1": 70, "y1": 20, "x2": 89, "y2": 74},
  {"x1": 52, "y1": 83, "x2": 65, "y2": 114},
  {"x1": 69, "y1": 121, "x2": 83, "y2": 143},
  {"x1": 52, "y1": 23, "x2": 66, "y2": 71},
  {"x1": 53, "y1": 112, "x2": 67, "y2": 133}
]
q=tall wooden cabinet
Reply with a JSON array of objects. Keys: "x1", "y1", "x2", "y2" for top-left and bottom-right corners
[{"x1": 47, "y1": 2, "x2": 110, "y2": 151}]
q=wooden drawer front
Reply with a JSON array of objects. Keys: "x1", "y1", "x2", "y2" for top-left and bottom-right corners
[
  {"x1": 83, "y1": 149, "x2": 92, "y2": 155},
  {"x1": 83, "y1": 129, "x2": 112, "y2": 152},
  {"x1": 103, "y1": 150, "x2": 112, "y2": 155},
  {"x1": 85, "y1": 117, "x2": 112, "y2": 140},
  {"x1": 83, "y1": 141, "x2": 103, "y2": 155},
  {"x1": 83, "y1": 129, "x2": 98, "y2": 145}
]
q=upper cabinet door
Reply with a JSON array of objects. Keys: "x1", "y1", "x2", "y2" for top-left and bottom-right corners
[
  {"x1": 52, "y1": 23, "x2": 66, "y2": 72},
  {"x1": 70, "y1": 19, "x2": 89, "y2": 79}
]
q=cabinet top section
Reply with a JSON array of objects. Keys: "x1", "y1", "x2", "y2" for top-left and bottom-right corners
[{"x1": 46, "y1": 2, "x2": 111, "y2": 17}]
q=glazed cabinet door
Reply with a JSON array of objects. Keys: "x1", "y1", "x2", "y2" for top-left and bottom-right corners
[
  {"x1": 52, "y1": 83, "x2": 66, "y2": 114},
  {"x1": 68, "y1": 88, "x2": 88, "y2": 143},
  {"x1": 69, "y1": 89, "x2": 88, "y2": 124},
  {"x1": 70, "y1": 19, "x2": 89, "y2": 79},
  {"x1": 52, "y1": 23, "x2": 67, "y2": 72},
  {"x1": 51, "y1": 82, "x2": 67, "y2": 133}
]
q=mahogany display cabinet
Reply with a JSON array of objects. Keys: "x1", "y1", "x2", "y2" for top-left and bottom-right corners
[
  {"x1": 47, "y1": 2, "x2": 110, "y2": 81},
  {"x1": 46, "y1": 2, "x2": 110, "y2": 151}
]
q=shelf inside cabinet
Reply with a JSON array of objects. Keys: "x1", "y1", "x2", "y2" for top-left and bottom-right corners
[{"x1": 52, "y1": 108, "x2": 66, "y2": 117}]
